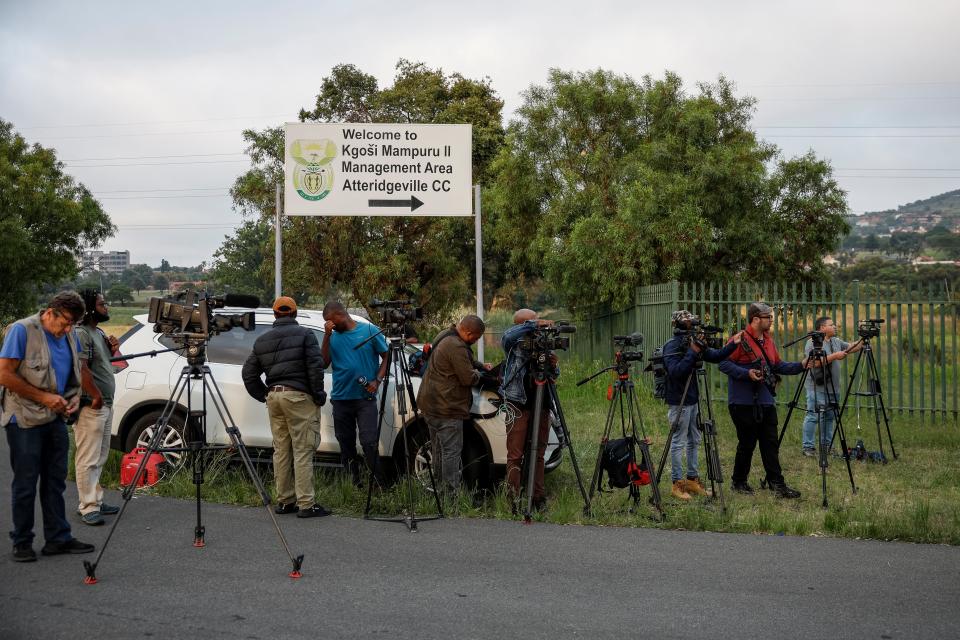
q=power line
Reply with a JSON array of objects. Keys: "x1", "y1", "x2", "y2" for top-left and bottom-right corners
[
  {"x1": 42, "y1": 128, "x2": 247, "y2": 141},
  {"x1": 20, "y1": 114, "x2": 293, "y2": 130},
  {"x1": 765, "y1": 134, "x2": 960, "y2": 138},
  {"x1": 91, "y1": 187, "x2": 228, "y2": 194},
  {"x1": 97, "y1": 193, "x2": 230, "y2": 200},
  {"x1": 64, "y1": 152, "x2": 245, "y2": 161},
  {"x1": 66, "y1": 159, "x2": 251, "y2": 168},
  {"x1": 756, "y1": 125, "x2": 960, "y2": 129},
  {"x1": 743, "y1": 81, "x2": 960, "y2": 88}
]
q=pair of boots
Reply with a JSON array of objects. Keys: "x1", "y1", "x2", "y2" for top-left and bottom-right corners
[{"x1": 671, "y1": 477, "x2": 709, "y2": 501}]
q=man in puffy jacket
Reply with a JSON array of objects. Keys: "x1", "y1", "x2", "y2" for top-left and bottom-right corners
[{"x1": 242, "y1": 296, "x2": 329, "y2": 518}]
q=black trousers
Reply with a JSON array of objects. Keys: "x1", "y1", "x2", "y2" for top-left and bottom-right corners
[{"x1": 728, "y1": 404, "x2": 784, "y2": 486}]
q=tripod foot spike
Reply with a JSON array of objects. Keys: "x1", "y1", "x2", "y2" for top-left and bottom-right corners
[
  {"x1": 288, "y1": 554, "x2": 304, "y2": 579},
  {"x1": 83, "y1": 561, "x2": 98, "y2": 585}
]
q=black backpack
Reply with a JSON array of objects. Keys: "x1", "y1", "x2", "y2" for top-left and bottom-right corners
[
  {"x1": 600, "y1": 437, "x2": 650, "y2": 489},
  {"x1": 645, "y1": 345, "x2": 668, "y2": 402}
]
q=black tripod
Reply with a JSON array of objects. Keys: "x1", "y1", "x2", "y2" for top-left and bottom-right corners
[
  {"x1": 580, "y1": 354, "x2": 664, "y2": 518},
  {"x1": 773, "y1": 334, "x2": 856, "y2": 507},
  {"x1": 838, "y1": 336, "x2": 897, "y2": 462},
  {"x1": 360, "y1": 331, "x2": 443, "y2": 532},
  {"x1": 513, "y1": 351, "x2": 590, "y2": 523},
  {"x1": 654, "y1": 360, "x2": 725, "y2": 512},
  {"x1": 83, "y1": 338, "x2": 303, "y2": 584}
]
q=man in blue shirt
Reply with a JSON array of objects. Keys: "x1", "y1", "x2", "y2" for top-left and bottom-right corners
[
  {"x1": 0, "y1": 292, "x2": 96, "y2": 562},
  {"x1": 321, "y1": 302, "x2": 389, "y2": 487}
]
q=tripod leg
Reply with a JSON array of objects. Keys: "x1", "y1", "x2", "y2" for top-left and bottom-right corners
[
  {"x1": 82, "y1": 367, "x2": 192, "y2": 584},
  {"x1": 637, "y1": 439, "x2": 663, "y2": 518},
  {"x1": 365, "y1": 349, "x2": 394, "y2": 517},
  {"x1": 588, "y1": 388, "x2": 619, "y2": 509},
  {"x1": 867, "y1": 351, "x2": 897, "y2": 460},
  {"x1": 204, "y1": 369, "x2": 304, "y2": 577},
  {"x1": 547, "y1": 383, "x2": 590, "y2": 513},
  {"x1": 762, "y1": 370, "x2": 808, "y2": 490},
  {"x1": 523, "y1": 381, "x2": 547, "y2": 523}
]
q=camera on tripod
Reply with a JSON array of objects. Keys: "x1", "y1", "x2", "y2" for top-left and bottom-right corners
[
  {"x1": 518, "y1": 321, "x2": 577, "y2": 353},
  {"x1": 147, "y1": 291, "x2": 257, "y2": 339},
  {"x1": 810, "y1": 330, "x2": 826, "y2": 350},
  {"x1": 369, "y1": 298, "x2": 423, "y2": 337},
  {"x1": 613, "y1": 333, "x2": 644, "y2": 362},
  {"x1": 678, "y1": 319, "x2": 723, "y2": 349},
  {"x1": 858, "y1": 318, "x2": 884, "y2": 339}
]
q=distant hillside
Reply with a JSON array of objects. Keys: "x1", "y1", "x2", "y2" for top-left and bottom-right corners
[{"x1": 848, "y1": 188, "x2": 960, "y2": 235}]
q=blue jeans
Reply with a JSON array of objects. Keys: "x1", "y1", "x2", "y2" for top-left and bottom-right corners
[
  {"x1": 5, "y1": 419, "x2": 73, "y2": 546},
  {"x1": 668, "y1": 404, "x2": 700, "y2": 482},
  {"x1": 802, "y1": 388, "x2": 836, "y2": 450}
]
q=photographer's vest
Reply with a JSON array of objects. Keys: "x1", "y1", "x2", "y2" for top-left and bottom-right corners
[{"x1": 0, "y1": 313, "x2": 82, "y2": 427}]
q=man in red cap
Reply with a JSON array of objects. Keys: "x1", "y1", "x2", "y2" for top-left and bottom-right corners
[{"x1": 242, "y1": 296, "x2": 330, "y2": 517}]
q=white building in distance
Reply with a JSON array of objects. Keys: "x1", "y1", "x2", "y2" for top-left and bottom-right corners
[{"x1": 79, "y1": 250, "x2": 130, "y2": 275}]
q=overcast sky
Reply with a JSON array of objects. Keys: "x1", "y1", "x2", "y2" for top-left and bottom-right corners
[{"x1": 2, "y1": 0, "x2": 958, "y2": 268}]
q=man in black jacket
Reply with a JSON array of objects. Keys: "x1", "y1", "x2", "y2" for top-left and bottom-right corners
[
  {"x1": 242, "y1": 297, "x2": 329, "y2": 518},
  {"x1": 662, "y1": 310, "x2": 741, "y2": 500}
]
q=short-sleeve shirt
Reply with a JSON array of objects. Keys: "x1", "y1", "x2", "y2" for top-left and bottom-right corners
[
  {"x1": 804, "y1": 336, "x2": 851, "y2": 396},
  {"x1": 328, "y1": 322, "x2": 388, "y2": 400},
  {"x1": 76, "y1": 325, "x2": 116, "y2": 405},
  {"x1": 0, "y1": 323, "x2": 79, "y2": 423}
]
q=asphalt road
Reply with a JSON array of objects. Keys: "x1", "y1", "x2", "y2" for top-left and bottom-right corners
[{"x1": 1, "y1": 436, "x2": 958, "y2": 640}]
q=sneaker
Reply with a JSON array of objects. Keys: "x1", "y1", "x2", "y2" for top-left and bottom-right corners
[
  {"x1": 732, "y1": 481, "x2": 755, "y2": 495},
  {"x1": 684, "y1": 477, "x2": 709, "y2": 497},
  {"x1": 770, "y1": 482, "x2": 801, "y2": 499},
  {"x1": 41, "y1": 539, "x2": 95, "y2": 555},
  {"x1": 274, "y1": 502, "x2": 299, "y2": 515},
  {"x1": 671, "y1": 480, "x2": 691, "y2": 501},
  {"x1": 12, "y1": 543, "x2": 36, "y2": 563},
  {"x1": 802, "y1": 448, "x2": 816, "y2": 458},
  {"x1": 98, "y1": 503, "x2": 120, "y2": 515},
  {"x1": 80, "y1": 511, "x2": 105, "y2": 526},
  {"x1": 296, "y1": 504, "x2": 332, "y2": 518}
]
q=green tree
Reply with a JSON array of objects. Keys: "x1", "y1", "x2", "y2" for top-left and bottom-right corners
[
  {"x1": 0, "y1": 119, "x2": 113, "y2": 321},
  {"x1": 209, "y1": 219, "x2": 274, "y2": 302},
  {"x1": 488, "y1": 70, "x2": 849, "y2": 312},
  {"x1": 159, "y1": 259, "x2": 171, "y2": 272},
  {"x1": 153, "y1": 274, "x2": 169, "y2": 293},
  {"x1": 225, "y1": 60, "x2": 505, "y2": 316},
  {"x1": 106, "y1": 284, "x2": 132, "y2": 306}
]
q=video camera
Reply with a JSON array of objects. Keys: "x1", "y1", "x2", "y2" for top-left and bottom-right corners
[
  {"x1": 613, "y1": 333, "x2": 644, "y2": 363},
  {"x1": 518, "y1": 321, "x2": 577, "y2": 353},
  {"x1": 858, "y1": 318, "x2": 884, "y2": 339},
  {"x1": 678, "y1": 318, "x2": 724, "y2": 350},
  {"x1": 369, "y1": 298, "x2": 423, "y2": 338},
  {"x1": 147, "y1": 291, "x2": 258, "y2": 339}
]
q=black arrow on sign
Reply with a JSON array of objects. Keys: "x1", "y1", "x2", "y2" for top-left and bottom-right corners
[{"x1": 368, "y1": 195, "x2": 424, "y2": 212}]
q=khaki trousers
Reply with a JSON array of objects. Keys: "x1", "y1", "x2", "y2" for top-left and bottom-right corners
[
  {"x1": 266, "y1": 390, "x2": 321, "y2": 508},
  {"x1": 74, "y1": 405, "x2": 113, "y2": 515}
]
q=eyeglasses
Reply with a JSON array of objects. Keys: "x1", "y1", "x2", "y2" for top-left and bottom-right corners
[
  {"x1": 757, "y1": 314, "x2": 773, "y2": 319},
  {"x1": 53, "y1": 309, "x2": 81, "y2": 327}
]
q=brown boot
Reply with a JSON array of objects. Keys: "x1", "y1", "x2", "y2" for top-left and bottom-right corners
[
  {"x1": 671, "y1": 480, "x2": 691, "y2": 501},
  {"x1": 684, "y1": 477, "x2": 709, "y2": 497}
]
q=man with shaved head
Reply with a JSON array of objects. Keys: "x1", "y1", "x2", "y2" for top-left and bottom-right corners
[
  {"x1": 416, "y1": 315, "x2": 488, "y2": 493},
  {"x1": 499, "y1": 308, "x2": 557, "y2": 511}
]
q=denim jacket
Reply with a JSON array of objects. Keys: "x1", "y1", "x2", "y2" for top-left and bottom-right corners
[{"x1": 499, "y1": 320, "x2": 562, "y2": 406}]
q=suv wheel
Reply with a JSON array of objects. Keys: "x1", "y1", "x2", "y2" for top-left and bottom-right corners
[{"x1": 125, "y1": 410, "x2": 186, "y2": 470}]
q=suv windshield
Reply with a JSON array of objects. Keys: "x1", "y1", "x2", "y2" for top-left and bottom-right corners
[{"x1": 158, "y1": 324, "x2": 273, "y2": 366}]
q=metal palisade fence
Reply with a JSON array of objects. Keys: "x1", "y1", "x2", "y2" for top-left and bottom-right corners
[{"x1": 570, "y1": 280, "x2": 959, "y2": 422}]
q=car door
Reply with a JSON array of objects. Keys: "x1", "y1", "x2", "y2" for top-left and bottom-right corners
[{"x1": 201, "y1": 323, "x2": 275, "y2": 447}]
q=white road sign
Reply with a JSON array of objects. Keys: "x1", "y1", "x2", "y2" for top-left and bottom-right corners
[{"x1": 284, "y1": 122, "x2": 472, "y2": 216}]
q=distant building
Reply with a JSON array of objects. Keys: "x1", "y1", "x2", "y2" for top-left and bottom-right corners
[{"x1": 79, "y1": 250, "x2": 130, "y2": 275}]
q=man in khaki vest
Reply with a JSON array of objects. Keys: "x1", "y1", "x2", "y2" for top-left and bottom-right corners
[{"x1": 0, "y1": 292, "x2": 96, "y2": 562}]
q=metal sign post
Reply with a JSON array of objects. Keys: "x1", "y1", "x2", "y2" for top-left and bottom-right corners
[
  {"x1": 474, "y1": 184, "x2": 484, "y2": 362},
  {"x1": 274, "y1": 183, "x2": 282, "y2": 300}
]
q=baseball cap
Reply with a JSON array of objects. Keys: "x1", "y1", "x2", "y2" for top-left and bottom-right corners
[{"x1": 272, "y1": 296, "x2": 297, "y2": 313}]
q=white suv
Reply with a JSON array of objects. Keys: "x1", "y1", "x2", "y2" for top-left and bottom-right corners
[{"x1": 109, "y1": 309, "x2": 562, "y2": 487}]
